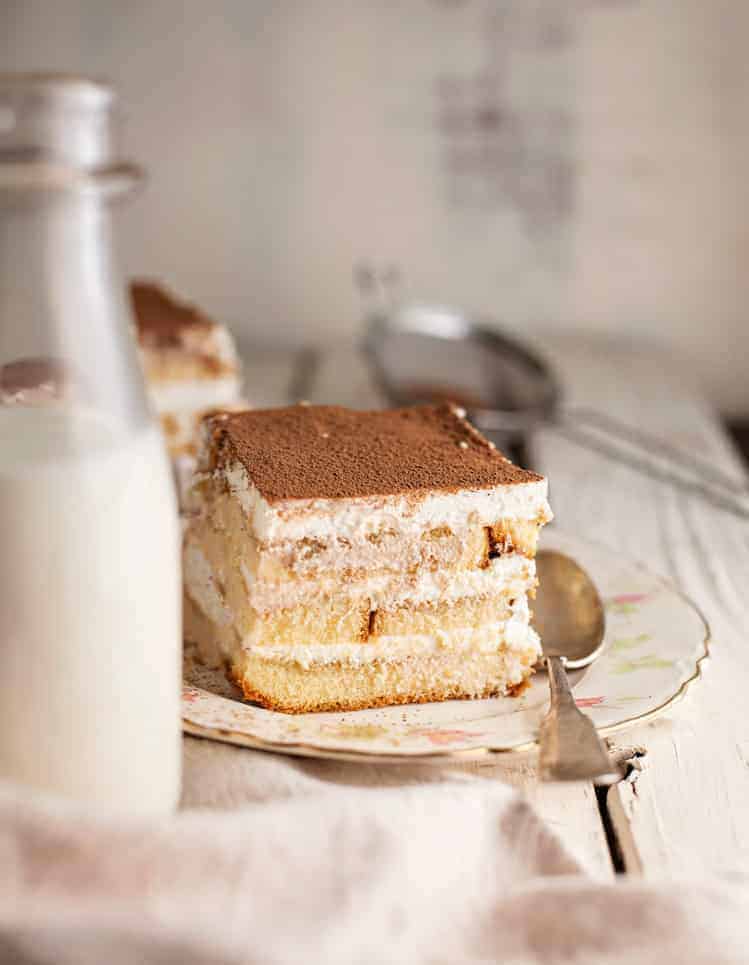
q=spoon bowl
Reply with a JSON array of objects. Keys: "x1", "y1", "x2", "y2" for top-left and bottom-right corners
[{"x1": 533, "y1": 550, "x2": 606, "y2": 668}]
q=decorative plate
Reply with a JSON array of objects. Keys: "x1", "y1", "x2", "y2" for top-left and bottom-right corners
[{"x1": 182, "y1": 531, "x2": 709, "y2": 762}]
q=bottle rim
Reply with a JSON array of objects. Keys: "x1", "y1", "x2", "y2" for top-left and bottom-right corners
[
  {"x1": 0, "y1": 160, "x2": 143, "y2": 201},
  {"x1": 0, "y1": 73, "x2": 114, "y2": 109}
]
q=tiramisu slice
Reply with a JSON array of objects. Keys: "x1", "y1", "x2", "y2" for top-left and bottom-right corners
[
  {"x1": 131, "y1": 281, "x2": 246, "y2": 463},
  {"x1": 183, "y1": 403, "x2": 552, "y2": 713}
]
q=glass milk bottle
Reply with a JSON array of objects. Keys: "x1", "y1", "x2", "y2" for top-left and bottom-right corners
[{"x1": 0, "y1": 74, "x2": 181, "y2": 813}]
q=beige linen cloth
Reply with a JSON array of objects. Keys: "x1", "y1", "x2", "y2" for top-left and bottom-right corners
[{"x1": 1, "y1": 737, "x2": 748, "y2": 965}]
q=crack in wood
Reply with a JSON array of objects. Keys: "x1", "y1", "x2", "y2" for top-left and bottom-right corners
[{"x1": 593, "y1": 745, "x2": 648, "y2": 873}]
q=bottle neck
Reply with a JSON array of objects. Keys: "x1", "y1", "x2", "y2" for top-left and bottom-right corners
[{"x1": 0, "y1": 190, "x2": 150, "y2": 428}]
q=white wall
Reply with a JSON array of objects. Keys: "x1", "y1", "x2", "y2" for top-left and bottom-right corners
[{"x1": 2, "y1": 1, "x2": 748, "y2": 413}]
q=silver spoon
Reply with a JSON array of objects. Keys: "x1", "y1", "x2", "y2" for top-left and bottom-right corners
[{"x1": 532, "y1": 550, "x2": 622, "y2": 784}]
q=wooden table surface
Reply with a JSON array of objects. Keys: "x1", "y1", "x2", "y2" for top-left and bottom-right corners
[{"x1": 243, "y1": 333, "x2": 747, "y2": 878}]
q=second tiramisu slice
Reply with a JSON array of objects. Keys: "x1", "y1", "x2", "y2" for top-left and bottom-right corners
[
  {"x1": 183, "y1": 403, "x2": 552, "y2": 713},
  {"x1": 131, "y1": 280, "x2": 246, "y2": 455}
]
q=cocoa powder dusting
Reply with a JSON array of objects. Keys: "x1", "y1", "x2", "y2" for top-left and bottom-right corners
[
  {"x1": 130, "y1": 280, "x2": 213, "y2": 347},
  {"x1": 209, "y1": 403, "x2": 542, "y2": 503}
]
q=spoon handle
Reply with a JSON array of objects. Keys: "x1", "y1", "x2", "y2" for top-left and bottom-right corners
[{"x1": 538, "y1": 656, "x2": 622, "y2": 784}]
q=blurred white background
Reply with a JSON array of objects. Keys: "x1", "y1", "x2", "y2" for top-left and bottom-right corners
[{"x1": 2, "y1": 0, "x2": 748, "y2": 412}]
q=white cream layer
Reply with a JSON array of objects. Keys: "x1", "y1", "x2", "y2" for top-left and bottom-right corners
[
  {"x1": 211, "y1": 325, "x2": 242, "y2": 369},
  {"x1": 245, "y1": 616, "x2": 540, "y2": 669},
  {"x1": 184, "y1": 541, "x2": 233, "y2": 627},
  {"x1": 242, "y1": 553, "x2": 536, "y2": 613},
  {"x1": 149, "y1": 376, "x2": 243, "y2": 414},
  {"x1": 222, "y1": 461, "x2": 551, "y2": 544}
]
